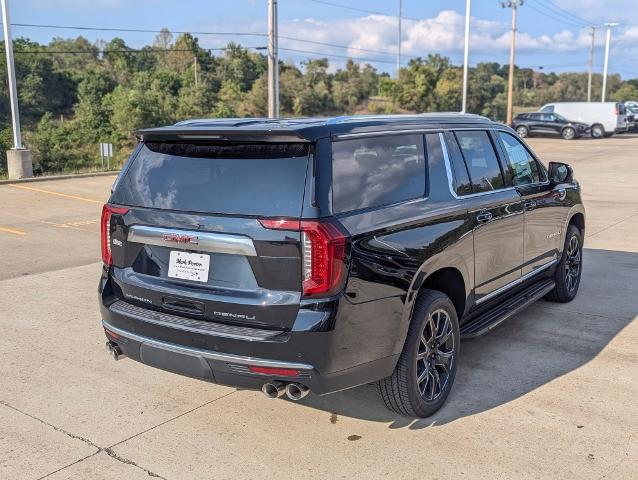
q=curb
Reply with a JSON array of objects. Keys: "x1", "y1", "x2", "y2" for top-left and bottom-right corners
[{"x1": 0, "y1": 170, "x2": 120, "y2": 185}]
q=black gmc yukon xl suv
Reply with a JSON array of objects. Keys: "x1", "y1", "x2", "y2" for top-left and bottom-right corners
[{"x1": 100, "y1": 114, "x2": 585, "y2": 417}]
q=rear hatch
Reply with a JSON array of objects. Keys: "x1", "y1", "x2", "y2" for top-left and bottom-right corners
[{"x1": 105, "y1": 140, "x2": 311, "y2": 331}]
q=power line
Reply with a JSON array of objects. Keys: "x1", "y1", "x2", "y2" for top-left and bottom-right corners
[
  {"x1": 301, "y1": 0, "x2": 509, "y2": 31},
  {"x1": 537, "y1": 0, "x2": 592, "y2": 27},
  {"x1": 7, "y1": 21, "x2": 422, "y2": 59},
  {"x1": 8, "y1": 22, "x2": 268, "y2": 37},
  {"x1": 525, "y1": 2, "x2": 588, "y2": 29}
]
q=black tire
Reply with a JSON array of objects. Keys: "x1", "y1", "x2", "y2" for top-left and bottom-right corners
[
  {"x1": 591, "y1": 124, "x2": 604, "y2": 139},
  {"x1": 545, "y1": 225, "x2": 583, "y2": 303},
  {"x1": 561, "y1": 127, "x2": 576, "y2": 140},
  {"x1": 515, "y1": 125, "x2": 529, "y2": 138},
  {"x1": 378, "y1": 290, "x2": 460, "y2": 417},
  {"x1": 603, "y1": 132, "x2": 614, "y2": 138}
]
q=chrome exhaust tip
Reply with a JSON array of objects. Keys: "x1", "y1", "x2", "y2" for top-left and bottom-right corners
[
  {"x1": 261, "y1": 381, "x2": 286, "y2": 399},
  {"x1": 285, "y1": 383, "x2": 309, "y2": 401},
  {"x1": 106, "y1": 341, "x2": 124, "y2": 361}
]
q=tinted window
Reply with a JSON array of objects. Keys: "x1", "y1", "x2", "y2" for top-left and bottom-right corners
[
  {"x1": 453, "y1": 131, "x2": 505, "y2": 193},
  {"x1": 540, "y1": 105, "x2": 554, "y2": 113},
  {"x1": 498, "y1": 132, "x2": 541, "y2": 186},
  {"x1": 332, "y1": 135, "x2": 426, "y2": 213},
  {"x1": 112, "y1": 142, "x2": 310, "y2": 216},
  {"x1": 444, "y1": 132, "x2": 473, "y2": 196},
  {"x1": 541, "y1": 113, "x2": 554, "y2": 122},
  {"x1": 529, "y1": 113, "x2": 541, "y2": 120}
]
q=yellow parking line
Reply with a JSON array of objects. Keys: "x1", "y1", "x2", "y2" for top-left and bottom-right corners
[
  {"x1": 7, "y1": 184, "x2": 103, "y2": 204},
  {"x1": 0, "y1": 226, "x2": 26, "y2": 236}
]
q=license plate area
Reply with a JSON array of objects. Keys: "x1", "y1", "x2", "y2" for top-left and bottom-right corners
[{"x1": 168, "y1": 251, "x2": 210, "y2": 282}]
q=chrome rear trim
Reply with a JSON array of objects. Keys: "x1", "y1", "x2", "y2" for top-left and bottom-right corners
[
  {"x1": 102, "y1": 320, "x2": 314, "y2": 371},
  {"x1": 127, "y1": 225, "x2": 257, "y2": 256}
]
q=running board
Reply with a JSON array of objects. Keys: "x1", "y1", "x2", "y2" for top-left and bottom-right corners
[{"x1": 460, "y1": 279, "x2": 556, "y2": 339}]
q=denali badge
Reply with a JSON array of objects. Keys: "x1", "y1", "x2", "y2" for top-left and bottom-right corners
[
  {"x1": 162, "y1": 233, "x2": 199, "y2": 244},
  {"x1": 214, "y1": 311, "x2": 256, "y2": 321}
]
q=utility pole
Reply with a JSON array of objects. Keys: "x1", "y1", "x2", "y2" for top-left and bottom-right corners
[
  {"x1": 587, "y1": 25, "x2": 598, "y2": 102},
  {"x1": 267, "y1": 0, "x2": 279, "y2": 118},
  {"x1": 397, "y1": 0, "x2": 402, "y2": 78},
  {"x1": 601, "y1": 22, "x2": 619, "y2": 103},
  {"x1": 461, "y1": 0, "x2": 471, "y2": 113},
  {"x1": 501, "y1": 0, "x2": 524, "y2": 125},
  {"x1": 194, "y1": 56, "x2": 198, "y2": 87},
  {"x1": 1, "y1": 0, "x2": 33, "y2": 179}
]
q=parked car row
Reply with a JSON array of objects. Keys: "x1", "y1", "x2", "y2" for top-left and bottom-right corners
[{"x1": 512, "y1": 101, "x2": 636, "y2": 140}]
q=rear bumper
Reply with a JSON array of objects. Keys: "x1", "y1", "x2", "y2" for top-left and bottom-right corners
[
  {"x1": 99, "y1": 272, "x2": 401, "y2": 394},
  {"x1": 102, "y1": 318, "x2": 397, "y2": 395}
]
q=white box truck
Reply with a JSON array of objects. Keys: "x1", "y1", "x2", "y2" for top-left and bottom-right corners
[{"x1": 538, "y1": 102, "x2": 628, "y2": 138}]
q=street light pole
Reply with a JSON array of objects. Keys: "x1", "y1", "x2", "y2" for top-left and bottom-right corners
[
  {"x1": 1, "y1": 0, "x2": 33, "y2": 179},
  {"x1": 397, "y1": 0, "x2": 402, "y2": 78},
  {"x1": 501, "y1": 0, "x2": 524, "y2": 126},
  {"x1": 587, "y1": 25, "x2": 598, "y2": 102},
  {"x1": 1, "y1": 0, "x2": 22, "y2": 149},
  {"x1": 267, "y1": 0, "x2": 279, "y2": 118},
  {"x1": 601, "y1": 22, "x2": 619, "y2": 103},
  {"x1": 461, "y1": 0, "x2": 471, "y2": 113}
]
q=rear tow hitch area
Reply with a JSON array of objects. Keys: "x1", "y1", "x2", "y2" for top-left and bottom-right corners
[{"x1": 106, "y1": 341, "x2": 125, "y2": 361}]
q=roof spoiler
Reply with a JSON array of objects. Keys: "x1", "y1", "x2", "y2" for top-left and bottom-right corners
[{"x1": 136, "y1": 127, "x2": 310, "y2": 143}]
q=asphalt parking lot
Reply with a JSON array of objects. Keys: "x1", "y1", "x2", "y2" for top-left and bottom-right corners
[{"x1": 1, "y1": 135, "x2": 637, "y2": 479}]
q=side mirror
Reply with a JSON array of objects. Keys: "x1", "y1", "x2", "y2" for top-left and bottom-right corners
[{"x1": 548, "y1": 161, "x2": 573, "y2": 185}]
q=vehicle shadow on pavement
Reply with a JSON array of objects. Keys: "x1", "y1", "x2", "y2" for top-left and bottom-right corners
[{"x1": 297, "y1": 248, "x2": 638, "y2": 429}]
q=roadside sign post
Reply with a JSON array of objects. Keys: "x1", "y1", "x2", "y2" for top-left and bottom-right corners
[{"x1": 100, "y1": 143, "x2": 113, "y2": 170}]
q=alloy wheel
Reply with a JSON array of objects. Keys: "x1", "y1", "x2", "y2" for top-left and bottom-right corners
[
  {"x1": 565, "y1": 235, "x2": 581, "y2": 293},
  {"x1": 415, "y1": 308, "x2": 455, "y2": 401}
]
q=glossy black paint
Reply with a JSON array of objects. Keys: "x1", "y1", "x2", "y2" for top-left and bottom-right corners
[
  {"x1": 512, "y1": 112, "x2": 589, "y2": 138},
  {"x1": 100, "y1": 114, "x2": 585, "y2": 396}
]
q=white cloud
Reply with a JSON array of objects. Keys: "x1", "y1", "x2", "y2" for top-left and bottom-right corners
[{"x1": 279, "y1": 9, "x2": 597, "y2": 62}]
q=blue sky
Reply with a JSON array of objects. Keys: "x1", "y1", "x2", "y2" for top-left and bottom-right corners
[{"x1": 7, "y1": 0, "x2": 638, "y2": 78}]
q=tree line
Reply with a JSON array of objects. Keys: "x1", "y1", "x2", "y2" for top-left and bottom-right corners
[{"x1": 1, "y1": 30, "x2": 637, "y2": 175}]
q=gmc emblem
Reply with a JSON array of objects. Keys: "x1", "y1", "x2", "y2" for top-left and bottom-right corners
[{"x1": 162, "y1": 233, "x2": 199, "y2": 244}]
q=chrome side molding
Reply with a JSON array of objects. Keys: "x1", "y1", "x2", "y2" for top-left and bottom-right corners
[{"x1": 127, "y1": 225, "x2": 257, "y2": 256}]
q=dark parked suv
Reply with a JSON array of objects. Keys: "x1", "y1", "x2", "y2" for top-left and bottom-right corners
[
  {"x1": 512, "y1": 112, "x2": 589, "y2": 140},
  {"x1": 100, "y1": 114, "x2": 585, "y2": 417}
]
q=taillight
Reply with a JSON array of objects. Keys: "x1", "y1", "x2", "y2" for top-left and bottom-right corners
[
  {"x1": 259, "y1": 218, "x2": 349, "y2": 297},
  {"x1": 101, "y1": 204, "x2": 129, "y2": 265}
]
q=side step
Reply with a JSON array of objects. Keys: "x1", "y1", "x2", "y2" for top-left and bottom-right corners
[{"x1": 460, "y1": 279, "x2": 555, "y2": 339}]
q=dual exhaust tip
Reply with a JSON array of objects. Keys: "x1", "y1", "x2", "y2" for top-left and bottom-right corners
[
  {"x1": 261, "y1": 381, "x2": 309, "y2": 401},
  {"x1": 106, "y1": 341, "x2": 125, "y2": 361}
]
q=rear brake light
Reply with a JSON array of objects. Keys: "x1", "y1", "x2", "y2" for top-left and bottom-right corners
[
  {"x1": 101, "y1": 204, "x2": 129, "y2": 265},
  {"x1": 259, "y1": 218, "x2": 349, "y2": 297}
]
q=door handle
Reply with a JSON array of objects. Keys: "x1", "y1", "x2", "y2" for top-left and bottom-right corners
[
  {"x1": 524, "y1": 200, "x2": 537, "y2": 210},
  {"x1": 555, "y1": 189, "x2": 567, "y2": 201},
  {"x1": 476, "y1": 212, "x2": 493, "y2": 223}
]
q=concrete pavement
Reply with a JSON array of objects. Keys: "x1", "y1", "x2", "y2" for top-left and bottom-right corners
[{"x1": 0, "y1": 136, "x2": 636, "y2": 479}]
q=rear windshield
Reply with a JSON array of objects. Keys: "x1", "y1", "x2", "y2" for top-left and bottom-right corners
[{"x1": 111, "y1": 142, "x2": 310, "y2": 216}]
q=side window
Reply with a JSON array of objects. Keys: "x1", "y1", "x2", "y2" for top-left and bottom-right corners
[
  {"x1": 443, "y1": 132, "x2": 473, "y2": 196},
  {"x1": 332, "y1": 134, "x2": 426, "y2": 213},
  {"x1": 498, "y1": 132, "x2": 542, "y2": 186},
  {"x1": 540, "y1": 105, "x2": 554, "y2": 113},
  {"x1": 453, "y1": 131, "x2": 505, "y2": 193}
]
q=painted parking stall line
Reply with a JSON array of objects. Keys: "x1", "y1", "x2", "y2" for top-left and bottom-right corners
[
  {"x1": 8, "y1": 183, "x2": 103, "y2": 204},
  {"x1": 0, "y1": 226, "x2": 26, "y2": 236}
]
